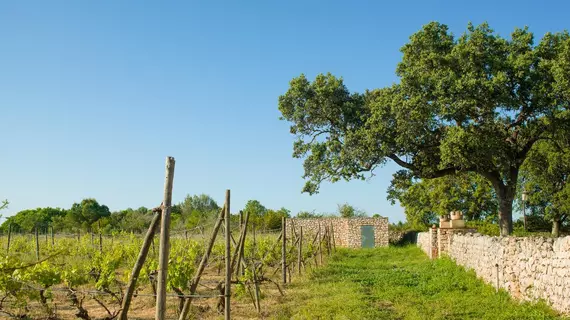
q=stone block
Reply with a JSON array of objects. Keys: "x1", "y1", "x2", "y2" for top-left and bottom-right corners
[{"x1": 450, "y1": 219, "x2": 465, "y2": 228}]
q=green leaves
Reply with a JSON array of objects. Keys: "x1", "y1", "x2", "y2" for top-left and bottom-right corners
[
  {"x1": 279, "y1": 73, "x2": 375, "y2": 195},
  {"x1": 279, "y1": 22, "x2": 570, "y2": 234},
  {"x1": 337, "y1": 203, "x2": 367, "y2": 218},
  {"x1": 519, "y1": 139, "x2": 570, "y2": 233},
  {"x1": 387, "y1": 173, "x2": 497, "y2": 230},
  {"x1": 0, "y1": 199, "x2": 8, "y2": 211},
  {"x1": 67, "y1": 199, "x2": 111, "y2": 230}
]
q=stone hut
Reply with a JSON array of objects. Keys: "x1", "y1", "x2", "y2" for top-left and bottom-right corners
[{"x1": 288, "y1": 216, "x2": 389, "y2": 248}]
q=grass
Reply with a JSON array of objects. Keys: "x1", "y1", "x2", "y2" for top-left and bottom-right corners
[{"x1": 270, "y1": 246, "x2": 568, "y2": 320}]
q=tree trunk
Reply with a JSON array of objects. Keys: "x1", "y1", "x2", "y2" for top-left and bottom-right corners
[
  {"x1": 552, "y1": 219, "x2": 560, "y2": 237},
  {"x1": 482, "y1": 169, "x2": 518, "y2": 236},
  {"x1": 496, "y1": 188, "x2": 515, "y2": 236}
]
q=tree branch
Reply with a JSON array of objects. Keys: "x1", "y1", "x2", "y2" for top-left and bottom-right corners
[
  {"x1": 517, "y1": 136, "x2": 542, "y2": 161},
  {"x1": 424, "y1": 167, "x2": 463, "y2": 179},
  {"x1": 388, "y1": 154, "x2": 470, "y2": 179},
  {"x1": 387, "y1": 154, "x2": 416, "y2": 171},
  {"x1": 480, "y1": 170, "x2": 505, "y2": 193}
]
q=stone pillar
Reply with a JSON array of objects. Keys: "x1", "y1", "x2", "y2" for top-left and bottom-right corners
[{"x1": 429, "y1": 225, "x2": 438, "y2": 259}]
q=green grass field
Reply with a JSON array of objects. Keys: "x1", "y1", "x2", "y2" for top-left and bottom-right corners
[{"x1": 270, "y1": 246, "x2": 568, "y2": 320}]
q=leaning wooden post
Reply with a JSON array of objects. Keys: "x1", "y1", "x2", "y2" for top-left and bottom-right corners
[
  {"x1": 178, "y1": 206, "x2": 226, "y2": 320},
  {"x1": 252, "y1": 261, "x2": 261, "y2": 313},
  {"x1": 155, "y1": 156, "x2": 175, "y2": 320},
  {"x1": 290, "y1": 220, "x2": 297, "y2": 243},
  {"x1": 224, "y1": 190, "x2": 231, "y2": 320},
  {"x1": 232, "y1": 211, "x2": 250, "y2": 278},
  {"x1": 119, "y1": 209, "x2": 162, "y2": 320},
  {"x1": 282, "y1": 217, "x2": 287, "y2": 284},
  {"x1": 239, "y1": 210, "x2": 245, "y2": 275},
  {"x1": 35, "y1": 225, "x2": 40, "y2": 261},
  {"x1": 298, "y1": 226, "x2": 303, "y2": 276},
  {"x1": 6, "y1": 224, "x2": 11, "y2": 254}
]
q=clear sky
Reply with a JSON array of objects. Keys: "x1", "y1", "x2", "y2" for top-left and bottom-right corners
[{"x1": 1, "y1": 0, "x2": 568, "y2": 223}]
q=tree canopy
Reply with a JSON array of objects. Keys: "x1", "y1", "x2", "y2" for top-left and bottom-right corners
[
  {"x1": 174, "y1": 194, "x2": 221, "y2": 229},
  {"x1": 243, "y1": 200, "x2": 290, "y2": 230},
  {"x1": 337, "y1": 203, "x2": 367, "y2": 218},
  {"x1": 2, "y1": 207, "x2": 65, "y2": 232},
  {"x1": 65, "y1": 198, "x2": 111, "y2": 231},
  {"x1": 279, "y1": 22, "x2": 570, "y2": 235},
  {"x1": 520, "y1": 139, "x2": 570, "y2": 236}
]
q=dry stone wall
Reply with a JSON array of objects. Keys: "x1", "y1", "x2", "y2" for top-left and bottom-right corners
[
  {"x1": 450, "y1": 234, "x2": 570, "y2": 313},
  {"x1": 417, "y1": 231, "x2": 431, "y2": 256},
  {"x1": 417, "y1": 228, "x2": 440, "y2": 259},
  {"x1": 417, "y1": 230, "x2": 570, "y2": 314},
  {"x1": 288, "y1": 217, "x2": 389, "y2": 248}
]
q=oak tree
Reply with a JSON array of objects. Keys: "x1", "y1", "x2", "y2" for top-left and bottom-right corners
[{"x1": 279, "y1": 22, "x2": 570, "y2": 235}]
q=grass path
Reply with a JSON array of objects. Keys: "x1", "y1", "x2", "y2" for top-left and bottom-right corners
[{"x1": 270, "y1": 246, "x2": 567, "y2": 320}]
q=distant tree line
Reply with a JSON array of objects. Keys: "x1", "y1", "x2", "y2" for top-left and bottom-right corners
[
  {"x1": 0, "y1": 195, "x2": 380, "y2": 234},
  {"x1": 295, "y1": 203, "x2": 380, "y2": 219},
  {"x1": 0, "y1": 195, "x2": 295, "y2": 234}
]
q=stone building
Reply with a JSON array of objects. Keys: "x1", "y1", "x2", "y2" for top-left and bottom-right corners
[{"x1": 288, "y1": 217, "x2": 389, "y2": 248}]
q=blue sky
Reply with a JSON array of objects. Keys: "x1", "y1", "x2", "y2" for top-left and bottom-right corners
[{"x1": 1, "y1": 0, "x2": 568, "y2": 223}]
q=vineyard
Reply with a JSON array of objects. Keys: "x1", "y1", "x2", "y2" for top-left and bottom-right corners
[{"x1": 0, "y1": 207, "x2": 334, "y2": 319}]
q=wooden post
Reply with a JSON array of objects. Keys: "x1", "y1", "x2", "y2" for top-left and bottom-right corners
[
  {"x1": 99, "y1": 221, "x2": 103, "y2": 253},
  {"x1": 282, "y1": 217, "x2": 287, "y2": 284},
  {"x1": 224, "y1": 190, "x2": 231, "y2": 320},
  {"x1": 495, "y1": 263, "x2": 500, "y2": 293},
  {"x1": 185, "y1": 230, "x2": 188, "y2": 241},
  {"x1": 239, "y1": 210, "x2": 243, "y2": 229},
  {"x1": 51, "y1": 226, "x2": 54, "y2": 246},
  {"x1": 253, "y1": 226, "x2": 257, "y2": 246},
  {"x1": 290, "y1": 220, "x2": 297, "y2": 243},
  {"x1": 331, "y1": 222, "x2": 336, "y2": 251},
  {"x1": 252, "y1": 262, "x2": 261, "y2": 313},
  {"x1": 324, "y1": 227, "x2": 330, "y2": 256},
  {"x1": 318, "y1": 222, "x2": 323, "y2": 265},
  {"x1": 119, "y1": 211, "x2": 161, "y2": 320},
  {"x1": 35, "y1": 225, "x2": 40, "y2": 260},
  {"x1": 155, "y1": 156, "x2": 175, "y2": 320},
  {"x1": 45, "y1": 227, "x2": 48, "y2": 245},
  {"x1": 77, "y1": 230, "x2": 80, "y2": 242},
  {"x1": 239, "y1": 210, "x2": 245, "y2": 276},
  {"x1": 178, "y1": 206, "x2": 226, "y2": 320},
  {"x1": 6, "y1": 224, "x2": 11, "y2": 254},
  {"x1": 232, "y1": 211, "x2": 250, "y2": 277},
  {"x1": 298, "y1": 226, "x2": 302, "y2": 276}
]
